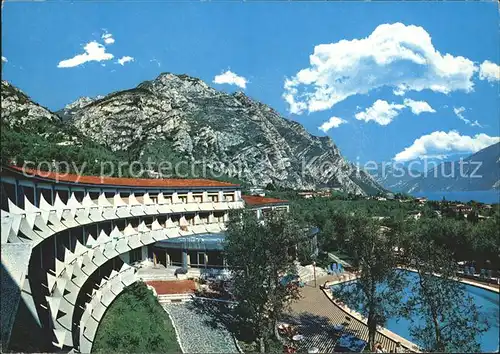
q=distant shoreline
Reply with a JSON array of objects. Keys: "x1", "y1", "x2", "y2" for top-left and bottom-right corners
[{"x1": 411, "y1": 190, "x2": 499, "y2": 204}]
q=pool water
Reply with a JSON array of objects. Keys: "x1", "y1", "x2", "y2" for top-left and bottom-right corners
[{"x1": 330, "y1": 271, "x2": 499, "y2": 352}]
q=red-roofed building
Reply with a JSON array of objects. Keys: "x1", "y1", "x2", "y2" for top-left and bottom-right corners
[
  {"x1": 242, "y1": 195, "x2": 289, "y2": 218},
  {"x1": 0, "y1": 164, "x2": 297, "y2": 353}
]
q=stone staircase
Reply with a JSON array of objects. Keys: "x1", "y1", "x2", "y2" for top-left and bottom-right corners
[{"x1": 158, "y1": 293, "x2": 193, "y2": 304}]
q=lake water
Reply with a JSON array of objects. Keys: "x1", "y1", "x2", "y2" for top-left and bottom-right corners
[
  {"x1": 330, "y1": 271, "x2": 499, "y2": 352},
  {"x1": 411, "y1": 190, "x2": 499, "y2": 204}
]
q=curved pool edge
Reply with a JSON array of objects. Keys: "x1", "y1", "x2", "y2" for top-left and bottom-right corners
[
  {"x1": 326, "y1": 268, "x2": 499, "y2": 353},
  {"x1": 323, "y1": 277, "x2": 421, "y2": 353},
  {"x1": 404, "y1": 267, "x2": 499, "y2": 294}
]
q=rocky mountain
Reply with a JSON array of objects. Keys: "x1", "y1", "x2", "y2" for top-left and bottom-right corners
[
  {"x1": 56, "y1": 95, "x2": 104, "y2": 121},
  {"x1": 1, "y1": 80, "x2": 61, "y2": 128},
  {"x1": 368, "y1": 164, "x2": 422, "y2": 192},
  {"x1": 400, "y1": 143, "x2": 500, "y2": 193},
  {"x1": 63, "y1": 73, "x2": 384, "y2": 193},
  {"x1": 1, "y1": 74, "x2": 385, "y2": 194}
]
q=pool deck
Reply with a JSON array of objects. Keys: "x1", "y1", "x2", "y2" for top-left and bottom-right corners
[
  {"x1": 288, "y1": 274, "x2": 420, "y2": 353},
  {"x1": 289, "y1": 269, "x2": 499, "y2": 353}
]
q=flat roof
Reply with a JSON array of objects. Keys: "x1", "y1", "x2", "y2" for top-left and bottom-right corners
[
  {"x1": 3, "y1": 165, "x2": 240, "y2": 189},
  {"x1": 242, "y1": 195, "x2": 288, "y2": 206}
]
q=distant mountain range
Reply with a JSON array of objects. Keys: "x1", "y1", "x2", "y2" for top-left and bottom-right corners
[
  {"x1": 368, "y1": 164, "x2": 422, "y2": 192},
  {"x1": 1, "y1": 75, "x2": 385, "y2": 195},
  {"x1": 370, "y1": 143, "x2": 500, "y2": 193}
]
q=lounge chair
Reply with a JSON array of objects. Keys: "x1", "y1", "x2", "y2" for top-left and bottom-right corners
[
  {"x1": 470, "y1": 266, "x2": 477, "y2": 277},
  {"x1": 480, "y1": 269, "x2": 487, "y2": 279},
  {"x1": 332, "y1": 263, "x2": 338, "y2": 275},
  {"x1": 338, "y1": 264, "x2": 343, "y2": 273},
  {"x1": 327, "y1": 263, "x2": 335, "y2": 275}
]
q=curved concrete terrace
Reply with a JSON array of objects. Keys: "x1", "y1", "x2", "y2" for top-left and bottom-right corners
[
  {"x1": 1, "y1": 190, "x2": 240, "y2": 352},
  {"x1": 2, "y1": 192, "x2": 243, "y2": 246},
  {"x1": 79, "y1": 264, "x2": 138, "y2": 353},
  {"x1": 45, "y1": 221, "x2": 227, "y2": 350}
]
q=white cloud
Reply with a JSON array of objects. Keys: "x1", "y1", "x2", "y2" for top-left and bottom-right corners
[
  {"x1": 355, "y1": 98, "x2": 435, "y2": 126},
  {"x1": 479, "y1": 60, "x2": 500, "y2": 82},
  {"x1": 213, "y1": 70, "x2": 247, "y2": 89},
  {"x1": 393, "y1": 130, "x2": 499, "y2": 162},
  {"x1": 1, "y1": 56, "x2": 7, "y2": 63},
  {"x1": 318, "y1": 116, "x2": 347, "y2": 132},
  {"x1": 403, "y1": 98, "x2": 435, "y2": 115},
  {"x1": 453, "y1": 106, "x2": 468, "y2": 123},
  {"x1": 57, "y1": 41, "x2": 114, "y2": 68},
  {"x1": 283, "y1": 23, "x2": 477, "y2": 114},
  {"x1": 102, "y1": 33, "x2": 115, "y2": 45},
  {"x1": 355, "y1": 100, "x2": 405, "y2": 125},
  {"x1": 117, "y1": 56, "x2": 134, "y2": 66},
  {"x1": 150, "y1": 58, "x2": 161, "y2": 67},
  {"x1": 453, "y1": 106, "x2": 482, "y2": 127}
]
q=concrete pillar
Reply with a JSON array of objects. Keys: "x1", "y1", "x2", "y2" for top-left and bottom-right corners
[
  {"x1": 182, "y1": 250, "x2": 188, "y2": 268},
  {"x1": 202, "y1": 191, "x2": 208, "y2": 203},
  {"x1": 141, "y1": 246, "x2": 148, "y2": 261},
  {"x1": 33, "y1": 185, "x2": 38, "y2": 207},
  {"x1": 172, "y1": 192, "x2": 179, "y2": 204},
  {"x1": 218, "y1": 190, "x2": 224, "y2": 202},
  {"x1": 204, "y1": 253, "x2": 209, "y2": 266},
  {"x1": 187, "y1": 192, "x2": 194, "y2": 203},
  {"x1": 120, "y1": 252, "x2": 131, "y2": 264},
  {"x1": 166, "y1": 252, "x2": 171, "y2": 266}
]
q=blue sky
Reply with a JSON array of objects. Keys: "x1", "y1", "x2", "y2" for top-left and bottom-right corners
[{"x1": 2, "y1": 1, "x2": 499, "y2": 166}]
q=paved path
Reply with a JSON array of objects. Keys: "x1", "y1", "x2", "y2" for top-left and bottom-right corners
[{"x1": 286, "y1": 275, "x2": 415, "y2": 353}]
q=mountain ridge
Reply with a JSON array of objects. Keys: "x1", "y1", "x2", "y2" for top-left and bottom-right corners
[
  {"x1": 1, "y1": 74, "x2": 385, "y2": 194},
  {"x1": 393, "y1": 143, "x2": 500, "y2": 193}
]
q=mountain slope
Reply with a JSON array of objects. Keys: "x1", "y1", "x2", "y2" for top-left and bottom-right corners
[
  {"x1": 368, "y1": 164, "x2": 422, "y2": 192},
  {"x1": 1, "y1": 80, "x2": 61, "y2": 128},
  {"x1": 0, "y1": 81, "x2": 125, "y2": 171},
  {"x1": 400, "y1": 143, "x2": 500, "y2": 192},
  {"x1": 64, "y1": 73, "x2": 384, "y2": 194},
  {"x1": 1, "y1": 75, "x2": 384, "y2": 194}
]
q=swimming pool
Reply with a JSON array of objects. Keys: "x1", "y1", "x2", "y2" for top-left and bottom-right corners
[{"x1": 330, "y1": 271, "x2": 499, "y2": 352}]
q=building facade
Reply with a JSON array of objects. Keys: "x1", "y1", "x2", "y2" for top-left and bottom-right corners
[{"x1": 0, "y1": 165, "x2": 307, "y2": 353}]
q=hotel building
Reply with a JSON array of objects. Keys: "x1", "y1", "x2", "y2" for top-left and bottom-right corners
[{"x1": 0, "y1": 165, "x2": 311, "y2": 353}]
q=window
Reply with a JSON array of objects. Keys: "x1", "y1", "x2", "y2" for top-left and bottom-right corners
[
  {"x1": 171, "y1": 214, "x2": 181, "y2": 226},
  {"x1": 130, "y1": 248, "x2": 142, "y2": 263},
  {"x1": 193, "y1": 194, "x2": 203, "y2": 203},
  {"x1": 224, "y1": 193, "x2": 235, "y2": 202},
  {"x1": 209, "y1": 194, "x2": 219, "y2": 203},
  {"x1": 178, "y1": 195, "x2": 187, "y2": 204},
  {"x1": 185, "y1": 214, "x2": 195, "y2": 225},
  {"x1": 214, "y1": 211, "x2": 225, "y2": 223},
  {"x1": 199, "y1": 212, "x2": 209, "y2": 224}
]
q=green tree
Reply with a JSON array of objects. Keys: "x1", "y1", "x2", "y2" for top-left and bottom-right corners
[
  {"x1": 401, "y1": 219, "x2": 488, "y2": 352},
  {"x1": 92, "y1": 282, "x2": 181, "y2": 353},
  {"x1": 224, "y1": 209, "x2": 304, "y2": 352},
  {"x1": 336, "y1": 216, "x2": 404, "y2": 351}
]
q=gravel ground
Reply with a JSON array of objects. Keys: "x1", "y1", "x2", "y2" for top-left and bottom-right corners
[{"x1": 163, "y1": 302, "x2": 239, "y2": 353}]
